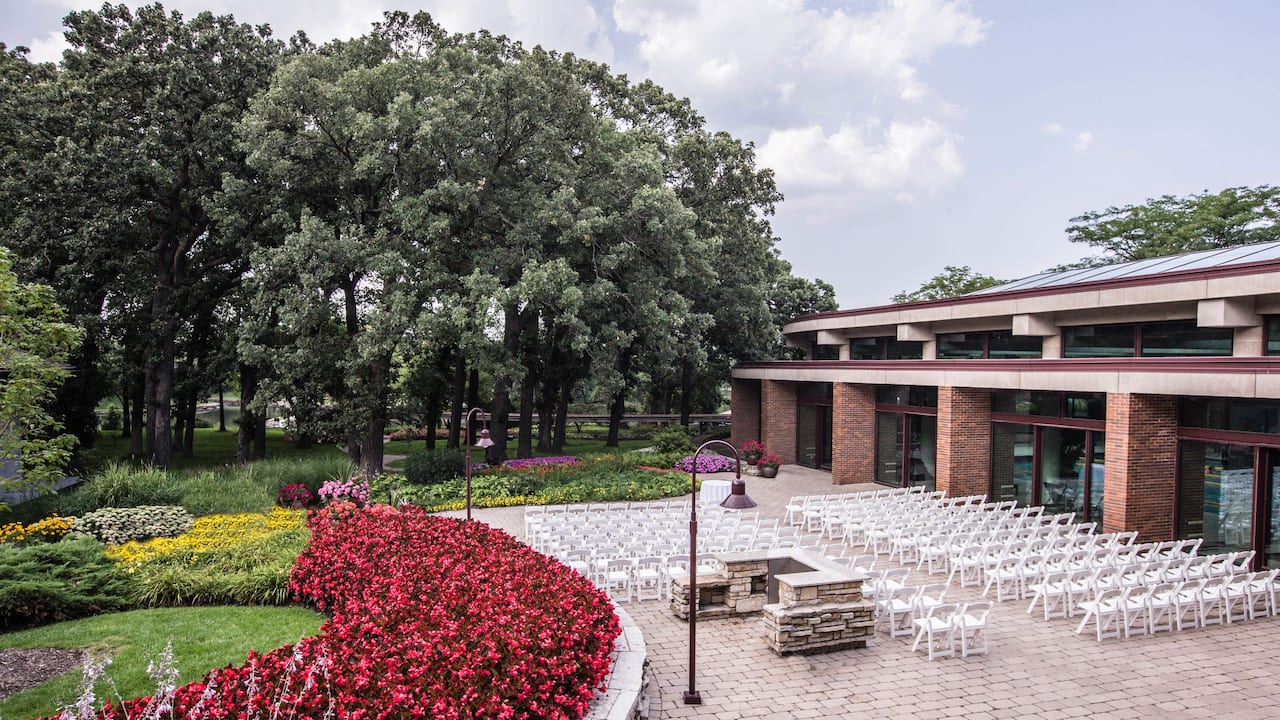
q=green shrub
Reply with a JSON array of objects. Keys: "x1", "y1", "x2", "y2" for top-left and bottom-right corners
[
  {"x1": 177, "y1": 471, "x2": 276, "y2": 516},
  {"x1": 652, "y1": 424, "x2": 694, "y2": 453},
  {"x1": 241, "y1": 455, "x2": 357, "y2": 498},
  {"x1": 404, "y1": 448, "x2": 466, "y2": 485},
  {"x1": 60, "y1": 463, "x2": 183, "y2": 515},
  {"x1": 102, "y1": 406, "x2": 123, "y2": 431},
  {"x1": 0, "y1": 537, "x2": 131, "y2": 630},
  {"x1": 124, "y1": 528, "x2": 309, "y2": 607},
  {"x1": 72, "y1": 505, "x2": 193, "y2": 545}
]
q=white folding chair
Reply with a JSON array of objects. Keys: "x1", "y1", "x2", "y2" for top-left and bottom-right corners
[
  {"x1": 1146, "y1": 582, "x2": 1178, "y2": 634},
  {"x1": 1246, "y1": 569, "x2": 1279, "y2": 619},
  {"x1": 876, "y1": 585, "x2": 919, "y2": 638},
  {"x1": 1026, "y1": 570, "x2": 1070, "y2": 621},
  {"x1": 633, "y1": 556, "x2": 664, "y2": 602},
  {"x1": 952, "y1": 601, "x2": 992, "y2": 657},
  {"x1": 1075, "y1": 587, "x2": 1123, "y2": 641},
  {"x1": 911, "y1": 603, "x2": 958, "y2": 661},
  {"x1": 603, "y1": 558, "x2": 633, "y2": 602}
]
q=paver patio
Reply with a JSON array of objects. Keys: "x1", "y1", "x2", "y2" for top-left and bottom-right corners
[{"x1": 459, "y1": 468, "x2": 1280, "y2": 719}]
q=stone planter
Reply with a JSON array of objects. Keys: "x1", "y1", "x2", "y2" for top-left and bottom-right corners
[{"x1": 760, "y1": 465, "x2": 778, "y2": 478}]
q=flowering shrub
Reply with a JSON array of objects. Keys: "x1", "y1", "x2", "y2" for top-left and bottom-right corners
[
  {"x1": 741, "y1": 440, "x2": 765, "y2": 461},
  {"x1": 317, "y1": 477, "x2": 370, "y2": 507},
  {"x1": 106, "y1": 508, "x2": 306, "y2": 567},
  {"x1": 60, "y1": 505, "x2": 620, "y2": 719},
  {"x1": 276, "y1": 483, "x2": 313, "y2": 507},
  {"x1": 0, "y1": 514, "x2": 73, "y2": 544},
  {"x1": 673, "y1": 453, "x2": 736, "y2": 474},
  {"x1": 72, "y1": 506, "x2": 193, "y2": 545},
  {"x1": 503, "y1": 455, "x2": 579, "y2": 469}
]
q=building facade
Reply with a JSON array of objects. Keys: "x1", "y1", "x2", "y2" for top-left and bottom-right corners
[{"x1": 731, "y1": 243, "x2": 1280, "y2": 568}]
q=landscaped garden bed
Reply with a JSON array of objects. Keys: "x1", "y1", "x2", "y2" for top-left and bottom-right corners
[{"x1": 40, "y1": 504, "x2": 620, "y2": 720}]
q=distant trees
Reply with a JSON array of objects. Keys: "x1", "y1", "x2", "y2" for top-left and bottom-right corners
[
  {"x1": 1066, "y1": 185, "x2": 1280, "y2": 264},
  {"x1": 892, "y1": 265, "x2": 1004, "y2": 303},
  {"x1": 0, "y1": 7, "x2": 829, "y2": 475}
]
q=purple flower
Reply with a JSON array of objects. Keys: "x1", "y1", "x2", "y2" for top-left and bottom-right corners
[{"x1": 674, "y1": 454, "x2": 736, "y2": 473}]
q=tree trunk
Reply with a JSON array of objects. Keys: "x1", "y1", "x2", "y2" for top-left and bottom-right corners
[
  {"x1": 357, "y1": 353, "x2": 393, "y2": 478},
  {"x1": 467, "y1": 367, "x2": 480, "y2": 444},
  {"x1": 236, "y1": 361, "x2": 256, "y2": 461},
  {"x1": 183, "y1": 394, "x2": 196, "y2": 458},
  {"x1": 517, "y1": 371, "x2": 535, "y2": 458},
  {"x1": 553, "y1": 379, "x2": 571, "y2": 454},
  {"x1": 448, "y1": 353, "x2": 465, "y2": 449},
  {"x1": 217, "y1": 386, "x2": 227, "y2": 432},
  {"x1": 536, "y1": 374, "x2": 556, "y2": 453},
  {"x1": 606, "y1": 389, "x2": 626, "y2": 447},
  {"x1": 120, "y1": 391, "x2": 131, "y2": 439},
  {"x1": 172, "y1": 406, "x2": 186, "y2": 455},
  {"x1": 679, "y1": 359, "x2": 693, "y2": 428},
  {"x1": 129, "y1": 372, "x2": 145, "y2": 459}
]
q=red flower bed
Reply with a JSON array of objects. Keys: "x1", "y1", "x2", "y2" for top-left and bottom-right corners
[{"x1": 62, "y1": 504, "x2": 620, "y2": 720}]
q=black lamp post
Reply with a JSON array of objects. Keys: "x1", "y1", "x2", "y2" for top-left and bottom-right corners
[
  {"x1": 464, "y1": 406, "x2": 494, "y2": 521},
  {"x1": 684, "y1": 438, "x2": 756, "y2": 705}
]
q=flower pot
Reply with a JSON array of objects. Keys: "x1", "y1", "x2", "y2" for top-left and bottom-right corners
[
  {"x1": 746, "y1": 456, "x2": 760, "y2": 466},
  {"x1": 760, "y1": 466, "x2": 778, "y2": 478}
]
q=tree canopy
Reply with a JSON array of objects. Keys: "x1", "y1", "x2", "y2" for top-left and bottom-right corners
[
  {"x1": 1066, "y1": 185, "x2": 1280, "y2": 264},
  {"x1": 0, "y1": 6, "x2": 832, "y2": 476},
  {"x1": 891, "y1": 265, "x2": 1004, "y2": 303}
]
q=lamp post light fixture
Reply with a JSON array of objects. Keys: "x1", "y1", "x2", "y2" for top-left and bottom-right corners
[
  {"x1": 464, "y1": 407, "x2": 495, "y2": 522},
  {"x1": 684, "y1": 438, "x2": 756, "y2": 705}
]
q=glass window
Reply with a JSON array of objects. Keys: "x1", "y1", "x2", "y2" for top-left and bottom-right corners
[
  {"x1": 1090, "y1": 433, "x2": 1106, "y2": 528},
  {"x1": 876, "y1": 386, "x2": 937, "y2": 407},
  {"x1": 811, "y1": 344, "x2": 840, "y2": 361},
  {"x1": 886, "y1": 339, "x2": 923, "y2": 360},
  {"x1": 992, "y1": 390, "x2": 1059, "y2": 416},
  {"x1": 1268, "y1": 318, "x2": 1280, "y2": 356},
  {"x1": 849, "y1": 338, "x2": 885, "y2": 360},
  {"x1": 937, "y1": 333, "x2": 984, "y2": 359},
  {"x1": 988, "y1": 331, "x2": 1042, "y2": 359},
  {"x1": 875, "y1": 412, "x2": 903, "y2": 486},
  {"x1": 1180, "y1": 397, "x2": 1280, "y2": 434},
  {"x1": 1065, "y1": 393, "x2": 1106, "y2": 420},
  {"x1": 797, "y1": 382, "x2": 833, "y2": 401},
  {"x1": 1177, "y1": 441, "x2": 1255, "y2": 555},
  {"x1": 991, "y1": 423, "x2": 1034, "y2": 507},
  {"x1": 1040, "y1": 427, "x2": 1088, "y2": 517},
  {"x1": 1139, "y1": 320, "x2": 1233, "y2": 357},
  {"x1": 1063, "y1": 324, "x2": 1136, "y2": 358},
  {"x1": 908, "y1": 415, "x2": 937, "y2": 491},
  {"x1": 796, "y1": 405, "x2": 817, "y2": 467}
]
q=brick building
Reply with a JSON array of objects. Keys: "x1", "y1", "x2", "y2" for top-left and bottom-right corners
[{"x1": 731, "y1": 242, "x2": 1280, "y2": 568}]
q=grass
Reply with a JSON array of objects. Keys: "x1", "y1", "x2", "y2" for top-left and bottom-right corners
[
  {"x1": 0, "y1": 606, "x2": 324, "y2": 719},
  {"x1": 87, "y1": 427, "x2": 344, "y2": 472}
]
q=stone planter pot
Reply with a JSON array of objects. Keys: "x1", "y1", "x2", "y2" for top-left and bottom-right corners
[
  {"x1": 746, "y1": 456, "x2": 761, "y2": 466},
  {"x1": 760, "y1": 465, "x2": 778, "y2": 478}
]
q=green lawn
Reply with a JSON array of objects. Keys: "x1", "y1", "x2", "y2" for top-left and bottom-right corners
[
  {"x1": 87, "y1": 427, "x2": 344, "y2": 471},
  {"x1": 0, "y1": 606, "x2": 324, "y2": 719}
]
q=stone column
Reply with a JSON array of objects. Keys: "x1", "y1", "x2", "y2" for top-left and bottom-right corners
[
  {"x1": 1104, "y1": 393, "x2": 1177, "y2": 541},
  {"x1": 936, "y1": 387, "x2": 992, "y2": 497},
  {"x1": 832, "y1": 383, "x2": 875, "y2": 484}
]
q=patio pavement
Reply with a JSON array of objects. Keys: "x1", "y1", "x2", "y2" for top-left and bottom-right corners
[{"x1": 462, "y1": 467, "x2": 1280, "y2": 720}]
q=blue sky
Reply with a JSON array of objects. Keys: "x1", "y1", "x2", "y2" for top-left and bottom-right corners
[{"x1": 6, "y1": 0, "x2": 1279, "y2": 307}]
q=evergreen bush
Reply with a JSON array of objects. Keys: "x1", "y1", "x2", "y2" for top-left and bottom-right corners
[
  {"x1": 0, "y1": 537, "x2": 131, "y2": 630},
  {"x1": 403, "y1": 449, "x2": 466, "y2": 485}
]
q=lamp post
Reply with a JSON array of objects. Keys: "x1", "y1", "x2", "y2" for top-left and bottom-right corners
[
  {"x1": 464, "y1": 406, "x2": 495, "y2": 521},
  {"x1": 684, "y1": 439, "x2": 756, "y2": 705}
]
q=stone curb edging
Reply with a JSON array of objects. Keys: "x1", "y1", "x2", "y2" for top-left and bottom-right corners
[{"x1": 586, "y1": 604, "x2": 647, "y2": 720}]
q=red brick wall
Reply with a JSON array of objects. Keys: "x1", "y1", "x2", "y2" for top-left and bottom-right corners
[
  {"x1": 936, "y1": 387, "x2": 992, "y2": 498},
  {"x1": 761, "y1": 380, "x2": 798, "y2": 465},
  {"x1": 729, "y1": 378, "x2": 761, "y2": 452},
  {"x1": 832, "y1": 383, "x2": 875, "y2": 484},
  {"x1": 1104, "y1": 393, "x2": 1177, "y2": 541}
]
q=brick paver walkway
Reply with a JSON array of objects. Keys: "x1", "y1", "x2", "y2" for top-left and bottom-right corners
[{"x1": 464, "y1": 468, "x2": 1280, "y2": 719}]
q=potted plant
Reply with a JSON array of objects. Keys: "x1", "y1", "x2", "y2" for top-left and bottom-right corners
[
  {"x1": 741, "y1": 440, "x2": 765, "y2": 466},
  {"x1": 759, "y1": 453, "x2": 781, "y2": 478}
]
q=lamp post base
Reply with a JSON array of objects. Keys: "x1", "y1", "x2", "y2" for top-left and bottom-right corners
[{"x1": 682, "y1": 691, "x2": 702, "y2": 705}]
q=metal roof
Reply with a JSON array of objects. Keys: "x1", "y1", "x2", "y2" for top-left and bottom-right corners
[{"x1": 972, "y1": 240, "x2": 1280, "y2": 295}]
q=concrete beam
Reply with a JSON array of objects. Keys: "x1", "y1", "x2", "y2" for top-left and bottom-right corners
[
  {"x1": 1012, "y1": 313, "x2": 1058, "y2": 336},
  {"x1": 897, "y1": 323, "x2": 934, "y2": 341},
  {"x1": 1198, "y1": 297, "x2": 1260, "y2": 328}
]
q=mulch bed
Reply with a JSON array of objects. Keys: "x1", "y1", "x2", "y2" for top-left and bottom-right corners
[{"x1": 0, "y1": 647, "x2": 85, "y2": 699}]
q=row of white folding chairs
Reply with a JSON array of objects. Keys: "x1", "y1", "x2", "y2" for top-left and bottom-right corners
[
  {"x1": 978, "y1": 538, "x2": 1205, "y2": 599},
  {"x1": 854, "y1": 498, "x2": 1038, "y2": 553},
  {"x1": 911, "y1": 602, "x2": 993, "y2": 660},
  {"x1": 890, "y1": 514, "x2": 1080, "y2": 566},
  {"x1": 1074, "y1": 566, "x2": 1276, "y2": 641},
  {"x1": 592, "y1": 553, "x2": 728, "y2": 603},
  {"x1": 786, "y1": 487, "x2": 947, "y2": 529},
  {"x1": 916, "y1": 520, "x2": 1106, "y2": 577},
  {"x1": 1023, "y1": 550, "x2": 1255, "y2": 621},
  {"x1": 874, "y1": 582, "x2": 950, "y2": 638}
]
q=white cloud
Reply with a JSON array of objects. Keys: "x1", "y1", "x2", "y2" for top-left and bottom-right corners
[
  {"x1": 756, "y1": 119, "x2": 963, "y2": 198},
  {"x1": 1041, "y1": 122, "x2": 1063, "y2": 135},
  {"x1": 23, "y1": 31, "x2": 68, "y2": 64},
  {"x1": 1073, "y1": 131, "x2": 1094, "y2": 152},
  {"x1": 612, "y1": 0, "x2": 986, "y2": 127}
]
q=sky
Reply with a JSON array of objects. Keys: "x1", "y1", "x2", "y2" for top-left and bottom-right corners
[{"x1": 6, "y1": 0, "x2": 1280, "y2": 309}]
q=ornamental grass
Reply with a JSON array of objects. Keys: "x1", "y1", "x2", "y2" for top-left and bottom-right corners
[{"x1": 58, "y1": 504, "x2": 621, "y2": 720}]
